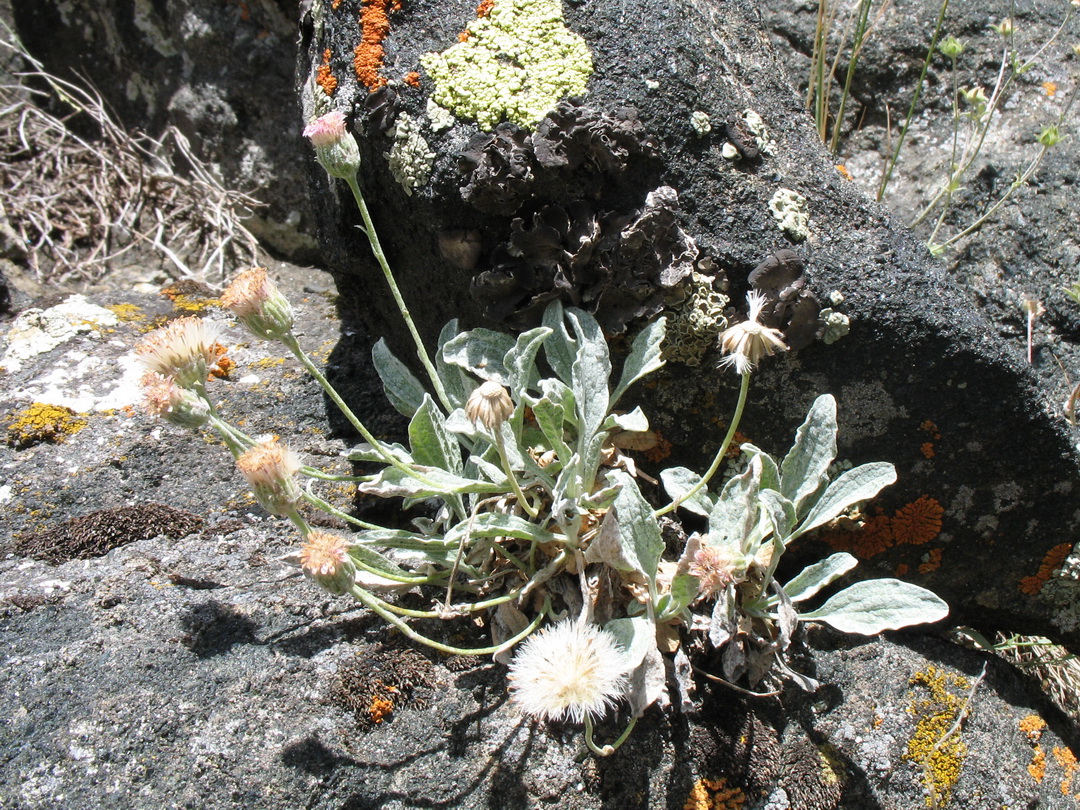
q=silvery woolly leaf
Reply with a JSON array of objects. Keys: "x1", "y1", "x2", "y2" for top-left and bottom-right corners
[
  {"x1": 673, "y1": 648, "x2": 698, "y2": 713},
  {"x1": 436, "y1": 319, "x2": 470, "y2": 410},
  {"x1": 347, "y1": 543, "x2": 410, "y2": 579},
  {"x1": 541, "y1": 299, "x2": 575, "y2": 385},
  {"x1": 408, "y1": 394, "x2": 462, "y2": 475},
  {"x1": 799, "y1": 578, "x2": 950, "y2": 634},
  {"x1": 441, "y1": 328, "x2": 515, "y2": 383},
  {"x1": 607, "y1": 471, "x2": 664, "y2": 586},
  {"x1": 791, "y1": 462, "x2": 897, "y2": 540},
  {"x1": 783, "y1": 552, "x2": 859, "y2": 603},
  {"x1": 708, "y1": 585, "x2": 737, "y2": 648},
  {"x1": 708, "y1": 455, "x2": 762, "y2": 555},
  {"x1": 444, "y1": 512, "x2": 555, "y2": 545},
  {"x1": 356, "y1": 466, "x2": 503, "y2": 499},
  {"x1": 610, "y1": 316, "x2": 666, "y2": 406},
  {"x1": 372, "y1": 338, "x2": 427, "y2": 418},
  {"x1": 531, "y1": 396, "x2": 572, "y2": 459},
  {"x1": 780, "y1": 394, "x2": 837, "y2": 517},
  {"x1": 345, "y1": 442, "x2": 412, "y2": 464},
  {"x1": 504, "y1": 326, "x2": 551, "y2": 400},
  {"x1": 565, "y1": 307, "x2": 611, "y2": 440},
  {"x1": 625, "y1": 646, "x2": 667, "y2": 718},
  {"x1": 605, "y1": 616, "x2": 655, "y2": 672},
  {"x1": 742, "y1": 443, "x2": 781, "y2": 493},
  {"x1": 606, "y1": 406, "x2": 649, "y2": 433},
  {"x1": 659, "y1": 467, "x2": 715, "y2": 517},
  {"x1": 758, "y1": 488, "x2": 797, "y2": 544}
]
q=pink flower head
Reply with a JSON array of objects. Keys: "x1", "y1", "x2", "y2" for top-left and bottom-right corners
[{"x1": 303, "y1": 110, "x2": 347, "y2": 148}]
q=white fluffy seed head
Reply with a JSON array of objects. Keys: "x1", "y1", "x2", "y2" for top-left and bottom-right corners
[{"x1": 508, "y1": 620, "x2": 629, "y2": 724}]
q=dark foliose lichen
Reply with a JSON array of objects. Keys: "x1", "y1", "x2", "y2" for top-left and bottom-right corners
[
  {"x1": 471, "y1": 186, "x2": 700, "y2": 333},
  {"x1": 458, "y1": 99, "x2": 659, "y2": 215},
  {"x1": 747, "y1": 249, "x2": 821, "y2": 350}
]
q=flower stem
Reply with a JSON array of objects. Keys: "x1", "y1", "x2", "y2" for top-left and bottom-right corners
[
  {"x1": 344, "y1": 175, "x2": 452, "y2": 414},
  {"x1": 653, "y1": 370, "x2": 751, "y2": 518},
  {"x1": 584, "y1": 714, "x2": 638, "y2": 757},
  {"x1": 493, "y1": 428, "x2": 540, "y2": 518}
]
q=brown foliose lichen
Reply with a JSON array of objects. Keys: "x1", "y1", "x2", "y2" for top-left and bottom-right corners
[{"x1": 746, "y1": 249, "x2": 820, "y2": 350}]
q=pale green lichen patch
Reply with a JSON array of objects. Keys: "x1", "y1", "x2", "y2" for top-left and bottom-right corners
[
  {"x1": 662, "y1": 271, "x2": 729, "y2": 366},
  {"x1": 769, "y1": 188, "x2": 810, "y2": 242},
  {"x1": 420, "y1": 0, "x2": 593, "y2": 130},
  {"x1": 386, "y1": 113, "x2": 435, "y2": 195},
  {"x1": 819, "y1": 308, "x2": 850, "y2": 344}
]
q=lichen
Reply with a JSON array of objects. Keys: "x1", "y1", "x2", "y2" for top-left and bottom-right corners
[
  {"x1": 420, "y1": 0, "x2": 593, "y2": 130},
  {"x1": 385, "y1": 113, "x2": 435, "y2": 195},
  {"x1": 682, "y1": 777, "x2": 745, "y2": 810},
  {"x1": 1019, "y1": 543, "x2": 1074, "y2": 596},
  {"x1": 741, "y1": 109, "x2": 775, "y2": 156},
  {"x1": 904, "y1": 666, "x2": 970, "y2": 807},
  {"x1": 316, "y1": 48, "x2": 338, "y2": 96},
  {"x1": 768, "y1": 188, "x2": 810, "y2": 242},
  {"x1": 354, "y1": 0, "x2": 398, "y2": 92},
  {"x1": 426, "y1": 98, "x2": 456, "y2": 132},
  {"x1": 819, "y1": 307, "x2": 850, "y2": 344},
  {"x1": 6, "y1": 402, "x2": 88, "y2": 449},
  {"x1": 690, "y1": 111, "x2": 712, "y2": 136},
  {"x1": 824, "y1": 496, "x2": 944, "y2": 560},
  {"x1": 662, "y1": 271, "x2": 729, "y2": 366}
]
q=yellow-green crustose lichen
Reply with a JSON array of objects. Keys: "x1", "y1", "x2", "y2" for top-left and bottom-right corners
[
  {"x1": 420, "y1": 0, "x2": 593, "y2": 130},
  {"x1": 6, "y1": 402, "x2": 89, "y2": 449},
  {"x1": 662, "y1": 271, "x2": 729, "y2": 366}
]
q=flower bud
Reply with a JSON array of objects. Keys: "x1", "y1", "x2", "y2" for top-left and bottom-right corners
[
  {"x1": 299, "y1": 530, "x2": 357, "y2": 595},
  {"x1": 303, "y1": 111, "x2": 361, "y2": 181},
  {"x1": 141, "y1": 372, "x2": 211, "y2": 429},
  {"x1": 236, "y1": 436, "x2": 303, "y2": 515},
  {"x1": 991, "y1": 18, "x2": 1014, "y2": 37},
  {"x1": 465, "y1": 381, "x2": 514, "y2": 430},
  {"x1": 938, "y1": 36, "x2": 965, "y2": 60},
  {"x1": 220, "y1": 267, "x2": 295, "y2": 340},
  {"x1": 1037, "y1": 124, "x2": 1062, "y2": 148}
]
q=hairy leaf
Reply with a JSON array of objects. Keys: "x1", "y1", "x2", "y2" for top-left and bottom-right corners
[
  {"x1": 800, "y1": 578, "x2": 949, "y2": 634},
  {"x1": 610, "y1": 316, "x2": 666, "y2": 406},
  {"x1": 792, "y1": 462, "x2": 897, "y2": 540},
  {"x1": 780, "y1": 394, "x2": 837, "y2": 516},
  {"x1": 372, "y1": 338, "x2": 427, "y2": 418},
  {"x1": 783, "y1": 552, "x2": 859, "y2": 603},
  {"x1": 442, "y1": 328, "x2": 515, "y2": 383}
]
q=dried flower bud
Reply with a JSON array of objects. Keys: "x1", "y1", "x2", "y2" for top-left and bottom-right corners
[
  {"x1": 136, "y1": 316, "x2": 225, "y2": 389},
  {"x1": 141, "y1": 371, "x2": 211, "y2": 429},
  {"x1": 465, "y1": 381, "x2": 514, "y2": 430},
  {"x1": 299, "y1": 530, "x2": 356, "y2": 595},
  {"x1": 303, "y1": 111, "x2": 361, "y2": 180},
  {"x1": 236, "y1": 436, "x2": 303, "y2": 515},
  {"x1": 221, "y1": 267, "x2": 295, "y2": 340},
  {"x1": 689, "y1": 543, "x2": 747, "y2": 597},
  {"x1": 717, "y1": 291, "x2": 787, "y2": 375},
  {"x1": 991, "y1": 17, "x2": 1014, "y2": 37},
  {"x1": 508, "y1": 620, "x2": 628, "y2": 724}
]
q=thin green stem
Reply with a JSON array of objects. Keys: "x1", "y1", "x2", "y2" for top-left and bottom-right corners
[
  {"x1": 653, "y1": 371, "x2": 751, "y2": 518},
  {"x1": 300, "y1": 490, "x2": 387, "y2": 531},
  {"x1": 348, "y1": 584, "x2": 547, "y2": 655},
  {"x1": 877, "y1": 0, "x2": 950, "y2": 200},
  {"x1": 584, "y1": 714, "x2": 638, "y2": 757},
  {"x1": 493, "y1": 429, "x2": 540, "y2": 518},
  {"x1": 344, "y1": 174, "x2": 452, "y2": 414}
]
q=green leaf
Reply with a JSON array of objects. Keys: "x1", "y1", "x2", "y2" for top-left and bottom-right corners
[
  {"x1": 659, "y1": 466, "x2": 715, "y2": 517},
  {"x1": 606, "y1": 407, "x2": 649, "y2": 433},
  {"x1": 742, "y1": 443, "x2": 781, "y2": 493},
  {"x1": 780, "y1": 394, "x2": 837, "y2": 517},
  {"x1": 566, "y1": 307, "x2": 612, "y2": 441},
  {"x1": 372, "y1": 338, "x2": 427, "y2": 418},
  {"x1": 542, "y1": 300, "x2": 575, "y2": 385},
  {"x1": 356, "y1": 466, "x2": 504, "y2": 499},
  {"x1": 354, "y1": 528, "x2": 455, "y2": 550},
  {"x1": 347, "y1": 544, "x2": 411, "y2": 578},
  {"x1": 758, "y1": 488, "x2": 797, "y2": 543},
  {"x1": 587, "y1": 471, "x2": 663, "y2": 586},
  {"x1": 408, "y1": 394, "x2": 462, "y2": 475},
  {"x1": 504, "y1": 327, "x2": 551, "y2": 400},
  {"x1": 435, "y1": 319, "x2": 470, "y2": 410},
  {"x1": 610, "y1": 317, "x2": 666, "y2": 406},
  {"x1": 792, "y1": 462, "x2": 897, "y2": 540},
  {"x1": 708, "y1": 456, "x2": 761, "y2": 555},
  {"x1": 441, "y1": 328, "x2": 515, "y2": 383},
  {"x1": 444, "y1": 512, "x2": 555, "y2": 545},
  {"x1": 783, "y1": 552, "x2": 859, "y2": 603},
  {"x1": 605, "y1": 615, "x2": 655, "y2": 671},
  {"x1": 531, "y1": 396, "x2": 572, "y2": 461},
  {"x1": 800, "y1": 578, "x2": 949, "y2": 634},
  {"x1": 344, "y1": 442, "x2": 412, "y2": 464},
  {"x1": 662, "y1": 572, "x2": 700, "y2": 620}
]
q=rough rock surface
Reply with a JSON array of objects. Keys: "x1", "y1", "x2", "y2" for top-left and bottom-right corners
[
  {"x1": 2, "y1": 268, "x2": 1080, "y2": 808},
  {"x1": 298, "y1": 0, "x2": 1080, "y2": 647}
]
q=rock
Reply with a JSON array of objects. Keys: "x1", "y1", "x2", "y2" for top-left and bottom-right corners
[
  {"x1": 8, "y1": 0, "x2": 319, "y2": 262},
  {"x1": 298, "y1": 0, "x2": 1080, "y2": 647}
]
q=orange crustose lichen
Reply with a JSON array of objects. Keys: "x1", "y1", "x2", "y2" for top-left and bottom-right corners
[
  {"x1": 1020, "y1": 714, "x2": 1047, "y2": 742},
  {"x1": 644, "y1": 431, "x2": 673, "y2": 464},
  {"x1": 316, "y1": 48, "x2": 338, "y2": 96},
  {"x1": 1019, "y1": 543, "x2": 1073, "y2": 596},
  {"x1": 920, "y1": 442, "x2": 935, "y2": 459},
  {"x1": 825, "y1": 496, "x2": 944, "y2": 560},
  {"x1": 683, "y1": 777, "x2": 745, "y2": 810},
  {"x1": 403, "y1": 71, "x2": 421, "y2": 88},
  {"x1": 1053, "y1": 746, "x2": 1079, "y2": 796},
  {"x1": 354, "y1": 0, "x2": 398, "y2": 91},
  {"x1": 1030, "y1": 745, "x2": 1047, "y2": 782},
  {"x1": 917, "y1": 548, "x2": 942, "y2": 575}
]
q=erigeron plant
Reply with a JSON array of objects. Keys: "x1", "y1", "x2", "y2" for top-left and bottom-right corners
[{"x1": 136, "y1": 111, "x2": 948, "y2": 756}]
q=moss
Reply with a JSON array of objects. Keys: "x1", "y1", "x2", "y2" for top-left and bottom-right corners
[
  {"x1": 6, "y1": 403, "x2": 88, "y2": 449},
  {"x1": 904, "y1": 666, "x2": 971, "y2": 807},
  {"x1": 420, "y1": 0, "x2": 593, "y2": 130}
]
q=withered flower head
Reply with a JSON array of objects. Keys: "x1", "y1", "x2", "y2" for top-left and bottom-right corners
[
  {"x1": 235, "y1": 436, "x2": 303, "y2": 516},
  {"x1": 140, "y1": 371, "x2": 211, "y2": 430},
  {"x1": 465, "y1": 381, "x2": 514, "y2": 430},
  {"x1": 136, "y1": 316, "x2": 224, "y2": 389},
  {"x1": 717, "y1": 290, "x2": 787, "y2": 375},
  {"x1": 299, "y1": 529, "x2": 356, "y2": 595},
  {"x1": 690, "y1": 543, "x2": 745, "y2": 597},
  {"x1": 220, "y1": 267, "x2": 295, "y2": 341}
]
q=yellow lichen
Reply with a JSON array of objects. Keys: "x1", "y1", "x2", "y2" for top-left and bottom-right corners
[
  {"x1": 1053, "y1": 746, "x2": 1079, "y2": 796},
  {"x1": 6, "y1": 403, "x2": 88, "y2": 449},
  {"x1": 1020, "y1": 714, "x2": 1047, "y2": 742},
  {"x1": 105, "y1": 303, "x2": 145, "y2": 323},
  {"x1": 1029, "y1": 745, "x2": 1047, "y2": 782},
  {"x1": 904, "y1": 666, "x2": 970, "y2": 807}
]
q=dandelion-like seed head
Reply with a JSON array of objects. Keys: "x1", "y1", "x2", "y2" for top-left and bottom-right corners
[
  {"x1": 221, "y1": 267, "x2": 295, "y2": 340},
  {"x1": 717, "y1": 290, "x2": 787, "y2": 375},
  {"x1": 508, "y1": 620, "x2": 628, "y2": 724},
  {"x1": 140, "y1": 371, "x2": 211, "y2": 429},
  {"x1": 303, "y1": 111, "x2": 361, "y2": 180},
  {"x1": 235, "y1": 436, "x2": 303, "y2": 515},
  {"x1": 465, "y1": 381, "x2": 514, "y2": 430},
  {"x1": 299, "y1": 530, "x2": 356, "y2": 594},
  {"x1": 136, "y1": 316, "x2": 224, "y2": 389}
]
